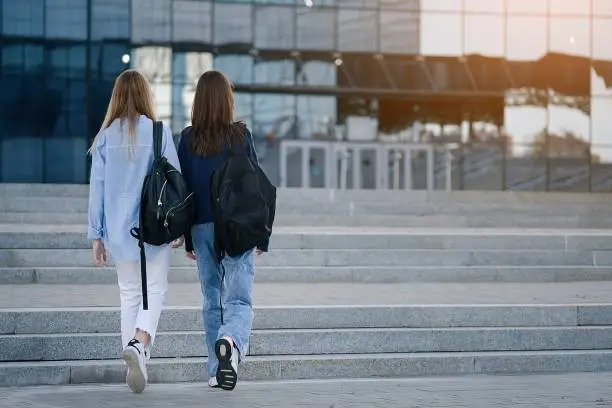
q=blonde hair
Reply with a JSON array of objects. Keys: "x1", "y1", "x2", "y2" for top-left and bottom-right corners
[{"x1": 88, "y1": 69, "x2": 156, "y2": 155}]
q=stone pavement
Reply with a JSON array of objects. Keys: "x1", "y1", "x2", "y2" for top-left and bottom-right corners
[
  {"x1": 2, "y1": 373, "x2": 612, "y2": 408},
  {"x1": 3, "y1": 281, "x2": 612, "y2": 309}
]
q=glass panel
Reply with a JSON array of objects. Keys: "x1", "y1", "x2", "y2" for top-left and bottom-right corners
[
  {"x1": 549, "y1": 17, "x2": 590, "y2": 58},
  {"x1": 92, "y1": 0, "x2": 130, "y2": 40},
  {"x1": 214, "y1": 3, "x2": 253, "y2": 46},
  {"x1": 592, "y1": 18, "x2": 612, "y2": 97},
  {"x1": 506, "y1": 16, "x2": 547, "y2": 60},
  {"x1": 90, "y1": 43, "x2": 131, "y2": 81},
  {"x1": 419, "y1": 0, "x2": 461, "y2": 12},
  {"x1": 254, "y1": 59, "x2": 295, "y2": 85},
  {"x1": 45, "y1": 0, "x2": 87, "y2": 40},
  {"x1": 550, "y1": 0, "x2": 590, "y2": 16},
  {"x1": 504, "y1": 94, "x2": 548, "y2": 191},
  {"x1": 338, "y1": 0, "x2": 378, "y2": 8},
  {"x1": 172, "y1": 0, "x2": 212, "y2": 43},
  {"x1": 594, "y1": 0, "x2": 612, "y2": 16},
  {"x1": 592, "y1": 96, "x2": 612, "y2": 145},
  {"x1": 49, "y1": 45, "x2": 87, "y2": 79},
  {"x1": 214, "y1": 54, "x2": 254, "y2": 84},
  {"x1": 254, "y1": 5, "x2": 294, "y2": 49},
  {"x1": 338, "y1": 9, "x2": 377, "y2": 52},
  {"x1": 297, "y1": 95, "x2": 336, "y2": 139},
  {"x1": 379, "y1": 11, "x2": 419, "y2": 54},
  {"x1": 131, "y1": 0, "x2": 171, "y2": 43},
  {"x1": 234, "y1": 92, "x2": 253, "y2": 123},
  {"x1": 2, "y1": 44, "x2": 23, "y2": 71},
  {"x1": 254, "y1": 0, "x2": 295, "y2": 4},
  {"x1": 420, "y1": 12, "x2": 462, "y2": 56},
  {"x1": 464, "y1": 0, "x2": 503, "y2": 13},
  {"x1": 378, "y1": 0, "x2": 418, "y2": 10},
  {"x1": 464, "y1": 13, "x2": 504, "y2": 57},
  {"x1": 1, "y1": 0, "x2": 43, "y2": 37},
  {"x1": 590, "y1": 145, "x2": 612, "y2": 192},
  {"x1": 253, "y1": 94, "x2": 297, "y2": 140},
  {"x1": 297, "y1": 60, "x2": 336, "y2": 86},
  {"x1": 132, "y1": 47, "x2": 173, "y2": 122},
  {"x1": 506, "y1": 0, "x2": 547, "y2": 14},
  {"x1": 296, "y1": 7, "x2": 335, "y2": 50}
]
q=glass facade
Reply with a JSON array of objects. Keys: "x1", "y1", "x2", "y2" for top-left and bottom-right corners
[{"x1": 0, "y1": 0, "x2": 611, "y2": 190}]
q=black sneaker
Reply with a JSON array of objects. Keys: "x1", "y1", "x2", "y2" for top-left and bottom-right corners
[{"x1": 215, "y1": 338, "x2": 239, "y2": 391}]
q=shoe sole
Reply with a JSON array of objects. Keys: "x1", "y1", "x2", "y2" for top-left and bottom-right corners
[
  {"x1": 215, "y1": 339, "x2": 237, "y2": 391},
  {"x1": 123, "y1": 347, "x2": 146, "y2": 394}
]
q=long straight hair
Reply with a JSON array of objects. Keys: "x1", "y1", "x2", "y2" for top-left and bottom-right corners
[
  {"x1": 190, "y1": 70, "x2": 245, "y2": 157},
  {"x1": 88, "y1": 69, "x2": 156, "y2": 155}
]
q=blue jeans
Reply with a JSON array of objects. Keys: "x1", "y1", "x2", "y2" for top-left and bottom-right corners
[{"x1": 191, "y1": 222, "x2": 255, "y2": 377}]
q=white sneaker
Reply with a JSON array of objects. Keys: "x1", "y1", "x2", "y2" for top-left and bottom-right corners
[
  {"x1": 208, "y1": 376, "x2": 220, "y2": 388},
  {"x1": 215, "y1": 338, "x2": 239, "y2": 391},
  {"x1": 123, "y1": 339, "x2": 148, "y2": 393}
]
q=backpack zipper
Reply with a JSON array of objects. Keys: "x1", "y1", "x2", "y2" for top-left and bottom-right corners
[
  {"x1": 157, "y1": 180, "x2": 168, "y2": 219},
  {"x1": 163, "y1": 192, "x2": 194, "y2": 227}
]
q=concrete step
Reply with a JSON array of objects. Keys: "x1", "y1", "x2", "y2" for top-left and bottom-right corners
[
  {"x1": 3, "y1": 326, "x2": 612, "y2": 362},
  {"x1": 3, "y1": 350, "x2": 612, "y2": 387},
  {"x1": 4, "y1": 304, "x2": 605, "y2": 335},
  {"x1": 2, "y1": 281, "x2": 612, "y2": 309},
  {"x1": 5, "y1": 212, "x2": 612, "y2": 228},
  {"x1": 2, "y1": 183, "x2": 610, "y2": 204},
  {"x1": 0, "y1": 248, "x2": 604, "y2": 268},
  {"x1": 4, "y1": 226, "x2": 612, "y2": 251},
  {"x1": 3, "y1": 195, "x2": 612, "y2": 216},
  {"x1": 4, "y1": 265, "x2": 612, "y2": 285}
]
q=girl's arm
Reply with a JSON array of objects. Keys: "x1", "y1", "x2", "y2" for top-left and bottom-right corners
[{"x1": 87, "y1": 133, "x2": 106, "y2": 241}]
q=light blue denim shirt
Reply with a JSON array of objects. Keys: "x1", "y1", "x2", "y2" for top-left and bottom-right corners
[{"x1": 87, "y1": 115, "x2": 181, "y2": 261}]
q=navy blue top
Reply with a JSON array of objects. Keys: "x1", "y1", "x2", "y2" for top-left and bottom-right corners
[{"x1": 177, "y1": 125, "x2": 259, "y2": 252}]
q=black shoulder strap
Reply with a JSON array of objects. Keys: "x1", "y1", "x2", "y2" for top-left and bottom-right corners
[{"x1": 153, "y1": 121, "x2": 163, "y2": 159}]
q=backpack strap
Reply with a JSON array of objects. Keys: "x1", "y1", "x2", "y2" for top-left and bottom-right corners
[{"x1": 153, "y1": 121, "x2": 163, "y2": 160}]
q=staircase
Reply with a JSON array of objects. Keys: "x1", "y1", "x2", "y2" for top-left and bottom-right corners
[{"x1": 1, "y1": 184, "x2": 612, "y2": 387}]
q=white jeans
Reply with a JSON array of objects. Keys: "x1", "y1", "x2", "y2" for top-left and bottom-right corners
[{"x1": 115, "y1": 246, "x2": 171, "y2": 353}]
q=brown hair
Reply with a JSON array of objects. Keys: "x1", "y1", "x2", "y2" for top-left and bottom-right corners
[
  {"x1": 190, "y1": 70, "x2": 245, "y2": 157},
  {"x1": 89, "y1": 69, "x2": 156, "y2": 154}
]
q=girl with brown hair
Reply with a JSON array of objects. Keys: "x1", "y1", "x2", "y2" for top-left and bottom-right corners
[
  {"x1": 88, "y1": 69, "x2": 182, "y2": 394},
  {"x1": 177, "y1": 70, "x2": 264, "y2": 391}
]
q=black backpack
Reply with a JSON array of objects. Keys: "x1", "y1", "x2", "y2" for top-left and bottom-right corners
[
  {"x1": 130, "y1": 121, "x2": 195, "y2": 309},
  {"x1": 211, "y1": 135, "x2": 276, "y2": 261}
]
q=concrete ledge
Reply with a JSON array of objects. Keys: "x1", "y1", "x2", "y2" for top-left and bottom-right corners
[
  {"x1": 0, "y1": 305, "x2": 585, "y2": 335},
  {"x1": 0, "y1": 248, "x2": 600, "y2": 268},
  {"x1": 3, "y1": 265, "x2": 612, "y2": 285},
  {"x1": 3, "y1": 350, "x2": 612, "y2": 387},
  {"x1": 3, "y1": 326, "x2": 612, "y2": 361}
]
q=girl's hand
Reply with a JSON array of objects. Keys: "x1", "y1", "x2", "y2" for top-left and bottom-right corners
[{"x1": 92, "y1": 239, "x2": 107, "y2": 267}]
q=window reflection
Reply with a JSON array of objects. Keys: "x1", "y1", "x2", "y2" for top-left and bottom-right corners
[
  {"x1": 378, "y1": 0, "x2": 418, "y2": 10},
  {"x1": 419, "y1": 0, "x2": 460, "y2": 12},
  {"x1": 420, "y1": 12, "x2": 462, "y2": 56},
  {"x1": 338, "y1": 0, "x2": 378, "y2": 8},
  {"x1": 172, "y1": 0, "x2": 212, "y2": 43},
  {"x1": 506, "y1": 0, "x2": 547, "y2": 14},
  {"x1": 255, "y1": 5, "x2": 295, "y2": 50},
  {"x1": 214, "y1": 54, "x2": 254, "y2": 84},
  {"x1": 338, "y1": 9, "x2": 377, "y2": 52},
  {"x1": 506, "y1": 16, "x2": 547, "y2": 61},
  {"x1": 504, "y1": 95, "x2": 548, "y2": 191},
  {"x1": 297, "y1": 95, "x2": 336, "y2": 139},
  {"x1": 49, "y1": 45, "x2": 86, "y2": 79},
  {"x1": 91, "y1": 0, "x2": 130, "y2": 40},
  {"x1": 297, "y1": 60, "x2": 336, "y2": 86},
  {"x1": 296, "y1": 7, "x2": 335, "y2": 50},
  {"x1": 45, "y1": 0, "x2": 87, "y2": 40},
  {"x1": 380, "y1": 11, "x2": 419, "y2": 54},
  {"x1": 464, "y1": 0, "x2": 503, "y2": 13},
  {"x1": 234, "y1": 92, "x2": 253, "y2": 124},
  {"x1": 549, "y1": 0, "x2": 590, "y2": 16},
  {"x1": 133, "y1": 46, "x2": 172, "y2": 123},
  {"x1": 131, "y1": 0, "x2": 171, "y2": 43},
  {"x1": 464, "y1": 13, "x2": 503, "y2": 57},
  {"x1": 594, "y1": 0, "x2": 612, "y2": 16},
  {"x1": 253, "y1": 94, "x2": 297, "y2": 140},
  {"x1": 549, "y1": 17, "x2": 590, "y2": 58},
  {"x1": 214, "y1": 3, "x2": 253, "y2": 46},
  {"x1": 254, "y1": 58, "x2": 295, "y2": 85},
  {"x1": 591, "y1": 96, "x2": 612, "y2": 145},
  {"x1": 2, "y1": 0, "x2": 44, "y2": 37}
]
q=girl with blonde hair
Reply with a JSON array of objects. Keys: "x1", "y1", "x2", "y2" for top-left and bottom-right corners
[{"x1": 87, "y1": 69, "x2": 182, "y2": 394}]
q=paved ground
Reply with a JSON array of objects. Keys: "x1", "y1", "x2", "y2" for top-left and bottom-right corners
[
  {"x1": 2, "y1": 282, "x2": 612, "y2": 308},
  {"x1": 1, "y1": 373, "x2": 612, "y2": 408}
]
